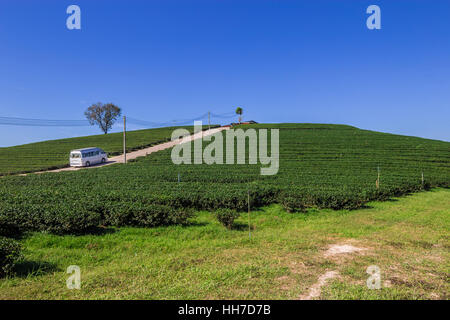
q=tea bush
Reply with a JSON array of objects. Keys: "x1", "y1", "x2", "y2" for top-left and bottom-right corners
[
  {"x1": 0, "y1": 203, "x2": 101, "y2": 236},
  {"x1": 103, "y1": 202, "x2": 192, "y2": 227},
  {"x1": 215, "y1": 209, "x2": 240, "y2": 229},
  {"x1": 0, "y1": 237, "x2": 22, "y2": 277}
]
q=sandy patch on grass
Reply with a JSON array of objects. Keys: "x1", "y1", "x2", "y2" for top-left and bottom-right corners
[{"x1": 324, "y1": 244, "x2": 367, "y2": 257}]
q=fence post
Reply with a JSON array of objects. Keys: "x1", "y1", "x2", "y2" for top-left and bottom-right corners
[
  {"x1": 248, "y1": 190, "x2": 251, "y2": 240},
  {"x1": 376, "y1": 165, "x2": 380, "y2": 190},
  {"x1": 421, "y1": 171, "x2": 424, "y2": 188},
  {"x1": 123, "y1": 115, "x2": 127, "y2": 164}
]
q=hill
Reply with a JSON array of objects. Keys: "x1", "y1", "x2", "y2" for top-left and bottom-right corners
[
  {"x1": 0, "y1": 125, "x2": 209, "y2": 175},
  {"x1": 0, "y1": 123, "x2": 449, "y2": 236}
]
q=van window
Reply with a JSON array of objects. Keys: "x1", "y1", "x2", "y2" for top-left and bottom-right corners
[{"x1": 71, "y1": 153, "x2": 81, "y2": 158}]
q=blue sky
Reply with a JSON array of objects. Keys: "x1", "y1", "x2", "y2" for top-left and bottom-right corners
[{"x1": 0, "y1": 0, "x2": 449, "y2": 146}]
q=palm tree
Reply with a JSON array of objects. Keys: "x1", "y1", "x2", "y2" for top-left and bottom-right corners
[{"x1": 235, "y1": 107, "x2": 243, "y2": 124}]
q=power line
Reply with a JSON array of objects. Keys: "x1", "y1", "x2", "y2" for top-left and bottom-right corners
[
  {"x1": 0, "y1": 116, "x2": 90, "y2": 127},
  {"x1": 0, "y1": 112, "x2": 237, "y2": 128},
  {"x1": 127, "y1": 112, "x2": 209, "y2": 127},
  {"x1": 210, "y1": 112, "x2": 236, "y2": 119}
]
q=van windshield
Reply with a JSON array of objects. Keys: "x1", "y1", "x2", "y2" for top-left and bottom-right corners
[{"x1": 70, "y1": 153, "x2": 81, "y2": 158}]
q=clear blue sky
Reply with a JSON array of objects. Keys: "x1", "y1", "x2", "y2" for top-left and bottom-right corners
[{"x1": 0, "y1": 0, "x2": 449, "y2": 147}]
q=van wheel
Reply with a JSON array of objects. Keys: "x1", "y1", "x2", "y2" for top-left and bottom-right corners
[
  {"x1": 85, "y1": 161, "x2": 90, "y2": 167},
  {"x1": 101, "y1": 158, "x2": 106, "y2": 163}
]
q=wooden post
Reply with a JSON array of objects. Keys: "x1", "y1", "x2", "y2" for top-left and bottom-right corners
[
  {"x1": 376, "y1": 165, "x2": 380, "y2": 190},
  {"x1": 421, "y1": 171, "x2": 424, "y2": 188},
  {"x1": 123, "y1": 115, "x2": 127, "y2": 164},
  {"x1": 248, "y1": 190, "x2": 251, "y2": 240}
]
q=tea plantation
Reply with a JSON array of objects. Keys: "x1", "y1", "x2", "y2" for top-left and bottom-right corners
[
  {"x1": 0, "y1": 125, "x2": 205, "y2": 175},
  {"x1": 1, "y1": 123, "x2": 449, "y2": 239}
]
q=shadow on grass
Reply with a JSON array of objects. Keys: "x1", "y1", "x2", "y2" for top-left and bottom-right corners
[
  {"x1": 180, "y1": 221, "x2": 209, "y2": 228},
  {"x1": 90, "y1": 226, "x2": 117, "y2": 235},
  {"x1": 231, "y1": 222, "x2": 255, "y2": 231},
  {"x1": 13, "y1": 260, "x2": 60, "y2": 278},
  {"x1": 383, "y1": 198, "x2": 399, "y2": 202},
  {"x1": 3, "y1": 226, "x2": 116, "y2": 239}
]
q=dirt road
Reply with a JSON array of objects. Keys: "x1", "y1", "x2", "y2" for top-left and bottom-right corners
[{"x1": 24, "y1": 126, "x2": 229, "y2": 175}]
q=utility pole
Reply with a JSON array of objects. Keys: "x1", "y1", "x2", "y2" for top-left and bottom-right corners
[
  {"x1": 208, "y1": 111, "x2": 211, "y2": 131},
  {"x1": 123, "y1": 115, "x2": 127, "y2": 164}
]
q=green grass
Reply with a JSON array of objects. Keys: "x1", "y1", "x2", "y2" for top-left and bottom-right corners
[
  {"x1": 0, "y1": 188, "x2": 448, "y2": 299},
  {"x1": 0, "y1": 125, "x2": 211, "y2": 175}
]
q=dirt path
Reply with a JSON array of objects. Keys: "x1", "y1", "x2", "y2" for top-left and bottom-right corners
[
  {"x1": 23, "y1": 126, "x2": 229, "y2": 175},
  {"x1": 298, "y1": 241, "x2": 368, "y2": 300},
  {"x1": 298, "y1": 271, "x2": 340, "y2": 300}
]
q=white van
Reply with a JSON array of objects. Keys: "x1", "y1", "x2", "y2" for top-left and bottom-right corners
[{"x1": 70, "y1": 147, "x2": 108, "y2": 167}]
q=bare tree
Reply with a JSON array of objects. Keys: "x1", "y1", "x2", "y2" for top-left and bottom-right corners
[{"x1": 85, "y1": 103, "x2": 122, "y2": 134}]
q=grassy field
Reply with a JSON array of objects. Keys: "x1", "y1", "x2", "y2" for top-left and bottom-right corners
[
  {"x1": 0, "y1": 188, "x2": 448, "y2": 299},
  {"x1": 0, "y1": 125, "x2": 208, "y2": 175}
]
